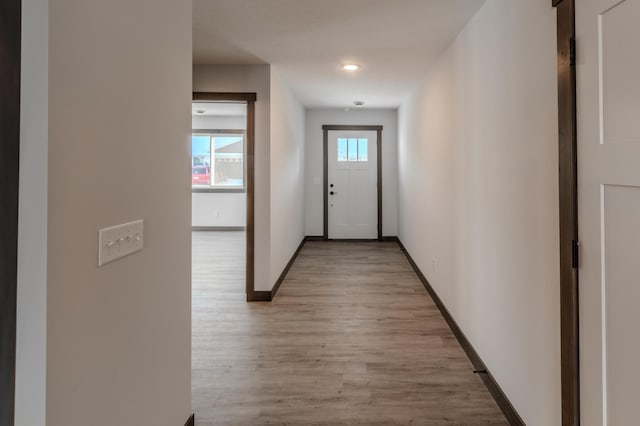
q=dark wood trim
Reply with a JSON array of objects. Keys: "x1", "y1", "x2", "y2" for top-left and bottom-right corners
[
  {"x1": 554, "y1": 0, "x2": 580, "y2": 424},
  {"x1": 193, "y1": 92, "x2": 257, "y2": 102},
  {"x1": 245, "y1": 100, "x2": 256, "y2": 302},
  {"x1": 191, "y1": 226, "x2": 246, "y2": 232},
  {"x1": 184, "y1": 414, "x2": 195, "y2": 426},
  {"x1": 322, "y1": 239, "x2": 380, "y2": 243},
  {"x1": 323, "y1": 130, "x2": 329, "y2": 240},
  {"x1": 192, "y1": 129, "x2": 246, "y2": 135},
  {"x1": 322, "y1": 125, "x2": 383, "y2": 132},
  {"x1": 322, "y1": 125, "x2": 383, "y2": 241},
  {"x1": 192, "y1": 92, "x2": 257, "y2": 302},
  {"x1": 381, "y1": 236, "x2": 398, "y2": 243},
  {"x1": 396, "y1": 239, "x2": 525, "y2": 426},
  {"x1": 376, "y1": 127, "x2": 383, "y2": 241},
  {"x1": 250, "y1": 291, "x2": 272, "y2": 302},
  {"x1": 191, "y1": 188, "x2": 246, "y2": 194},
  {"x1": 271, "y1": 237, "x2": 306, "y2": 300},
  {"x1": 304, "y1": 236, "x2": 325, "y2": 241},
  {"x1": 1, "y1": 0, "x2": 21, "y2": 423}
]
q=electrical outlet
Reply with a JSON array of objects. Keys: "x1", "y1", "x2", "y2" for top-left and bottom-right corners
[{"x1": 98, "y1": 219, "x2": 144, "y2": 266}]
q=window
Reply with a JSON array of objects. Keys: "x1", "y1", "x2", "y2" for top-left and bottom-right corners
[
  {"x1": 357, "y1": 138, "x2": 368, "y2": 161},
  {"x1": 338, "y1": 138, "x2": 348, "y2": 161},
  {"x1": 192, "y1": 132, "x2": 244, "y2": 189},
  {"x1": 338, "y1": 138, "x2": 368, "y2": 162}
]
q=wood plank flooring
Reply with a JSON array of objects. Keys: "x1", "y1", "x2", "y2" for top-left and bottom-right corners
[{"x1": 192, "y1": 232, "x2": 508, "y2": 425}]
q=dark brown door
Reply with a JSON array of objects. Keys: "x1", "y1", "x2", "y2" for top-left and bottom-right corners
[{"x1": 0, "y1": 0, "x2": 21, "y2": 424}]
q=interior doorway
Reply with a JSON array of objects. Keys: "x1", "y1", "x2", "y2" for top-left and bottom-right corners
[
  {"x1": 322, "y1": 125, "x2": 383, "y2": 240},
  {"x1": 191, "y1": 100, "x2": 248, "y2": 305},
  {"x1": 191, "y1": 92, "x2": 256, "y2": 300}
]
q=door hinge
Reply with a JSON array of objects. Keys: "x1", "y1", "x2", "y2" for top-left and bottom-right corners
[
  {"x1": 572, "y1": 240, "x2": 580, "y2": 269},
  {"x1": 570, "y1": 37, "x2": 576, "y2": 66}
]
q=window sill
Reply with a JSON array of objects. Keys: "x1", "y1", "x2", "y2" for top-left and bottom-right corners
[{"x1": 192, "y1": 187, "x2": 246, "y2": 194}]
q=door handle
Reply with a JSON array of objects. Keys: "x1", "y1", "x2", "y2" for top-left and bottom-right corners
[{"x1": 330, "y1": 191, "x2": 336, "y2": 195}]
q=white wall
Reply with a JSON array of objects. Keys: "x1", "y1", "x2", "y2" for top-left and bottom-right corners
[
  {"x1": 270, "y1": 67, "x2": 306, "y2": 284},
  {"x1": 193, "y1": 64, "x2": 272, "y2": 290},
  {"x1": 47, "y1": 1, "x2": 192, "y2": 425},
  {"x1": 191, "y1": 113, "x2": 246, "y2": 228},
  {"x1": 305, "y1": 108, "x2": 398, "y2": 237},
  {"x1": 16, "y1": 0, "x2": 48, "y2": 424},
  {"x1": 397, "y1": 1, "x2": 560, "y2": 424},
  {"x1": 193, "y1": 65, "x2": 307, "y2": 289},
  {"x1": 192, "y1": 115, "x2": 245, "y2": 130},
  {"x1": 192, "y1": 193, "x2": 245, "y2": 227}
]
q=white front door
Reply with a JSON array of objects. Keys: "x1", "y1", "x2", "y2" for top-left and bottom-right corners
[
  {"x1": 327, "y1": 130, "x2": 378, "y2": 239},
  {"x1": 577, "y1": 1, "x2": 640, "y2": 424}
]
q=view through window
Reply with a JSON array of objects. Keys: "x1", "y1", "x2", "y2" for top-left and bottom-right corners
[
  {"x1": 338, "y1": 138, "x2": 368, "y2": 162},
  {"x1": 192, "y1": 132, "x2": 244, "y2": 188}
]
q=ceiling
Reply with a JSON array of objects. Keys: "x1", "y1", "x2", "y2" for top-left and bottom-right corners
[
  {"x1": 193, "y1": 0, "x2": 486, "y2": 108},
  {"x1": 192, "y1": 102, "x2": 246, "y2": 116}
]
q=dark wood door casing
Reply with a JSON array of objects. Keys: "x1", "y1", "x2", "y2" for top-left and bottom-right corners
[
  {"x1": 1, "y1": 0, "x2": 22, "y2": 424},
  {"x1": 553, "y1": 0, "x2": 580, "y2": 425}
]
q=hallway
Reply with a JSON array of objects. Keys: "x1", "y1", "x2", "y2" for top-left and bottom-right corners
[{"x1": 192, "y1": 236, "x2": 507, "y2": 425}]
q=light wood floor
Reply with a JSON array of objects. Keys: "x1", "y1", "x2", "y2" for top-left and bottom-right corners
[{"x1": 192, "y1": 232, "x2": 508, "y2": 425}]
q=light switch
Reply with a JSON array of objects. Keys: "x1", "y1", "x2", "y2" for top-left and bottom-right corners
[{"x1": 98, "y1": 219, "x2": 144, "y2": 266}]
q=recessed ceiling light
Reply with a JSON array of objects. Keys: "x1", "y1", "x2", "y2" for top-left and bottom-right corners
[
  {"x1": 342, "y1": 64, "x2": 359, "y2": 71},
  {"x1": 353, "y1": 101, "x2": 365, "y2": 107},
  {"x1": 194, "y1": 109, "x2": 206, "y2": 115}
]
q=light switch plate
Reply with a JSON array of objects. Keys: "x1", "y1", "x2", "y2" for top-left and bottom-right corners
[{"x1": 98, "y1": 219, "x2": 144, "y2": 266}]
